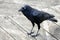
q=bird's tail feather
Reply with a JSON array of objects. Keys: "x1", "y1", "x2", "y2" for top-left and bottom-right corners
[{"x1": 49, "y1": 18, "x2": 57, "y2": 22}]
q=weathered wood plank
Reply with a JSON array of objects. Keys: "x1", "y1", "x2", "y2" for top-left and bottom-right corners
[{"x1": 0, "y1": 0, "x2": 60, "y2": 40}]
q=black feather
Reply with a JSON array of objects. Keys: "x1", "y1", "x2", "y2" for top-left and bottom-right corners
[
  {"x1": 18, "y1": 5, "x2": 58, "y2": 36},
  {"x1": 48, "y1": 18, "x2": 57, "y2": 22}
]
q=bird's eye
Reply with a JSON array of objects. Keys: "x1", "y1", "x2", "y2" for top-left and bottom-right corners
[{"x1": 22, "y1": 7, "x2": 26, "y2": 9}]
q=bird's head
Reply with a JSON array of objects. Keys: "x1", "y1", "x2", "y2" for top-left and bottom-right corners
[{"x1": 18, "y1": 5, "x2": 32, "y2": 12}]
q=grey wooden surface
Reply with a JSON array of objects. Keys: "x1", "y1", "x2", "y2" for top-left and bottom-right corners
[{"x1": 0, "y1": 0, "x2": 60, "y2": 40}]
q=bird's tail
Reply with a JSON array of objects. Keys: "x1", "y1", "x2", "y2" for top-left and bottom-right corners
[{"x1": 48, "y1": 18, "x2": 58, "y2": 22}]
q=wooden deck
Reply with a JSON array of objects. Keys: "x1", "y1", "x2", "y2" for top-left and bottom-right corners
[{"x1": 0, "y1": 0, "x2": 60, "y2": 40}]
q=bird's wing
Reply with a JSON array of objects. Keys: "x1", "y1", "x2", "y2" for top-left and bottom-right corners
[
  {"x1": 43, "y1": 12, "x2": 55, "y2": 19},
  {"x1": 32, "y1": 11, "x2": 44, "y2": 22},
  {"x1": 32, "y1": 10, "x2": 42, "y2": 16},
  {"x1": 32, "y1": 11, "x2": 55, "y2": 21}
]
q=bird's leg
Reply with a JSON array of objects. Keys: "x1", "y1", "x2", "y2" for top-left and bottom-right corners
[
  {"x1": 31, "y1": 24, "x2": 40, "y2": 37},
  {"x1": 36, "y1": 29, "x2": 40, "y2": 36},
  {"x1": 36, "y1": 24, "x2": 40, "y2": 36},
  {"x1": 30, "y1": 26, "x2": 34, "y2": 33},
  {"x1": 27, "y1": 22, "x2": 35, "y2": 35}
]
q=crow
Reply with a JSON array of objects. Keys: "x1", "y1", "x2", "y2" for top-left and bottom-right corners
[{"x1": 18, "y1": 5, "x2": 57, "y2": 37}]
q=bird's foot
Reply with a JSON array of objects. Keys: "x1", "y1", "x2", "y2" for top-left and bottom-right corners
[
  {"x1": 31, "y1": 34, "x2": 39, "y2": 37},
  {"x1": 27, "y1": 32, "x2": 34, "y2": 35}
]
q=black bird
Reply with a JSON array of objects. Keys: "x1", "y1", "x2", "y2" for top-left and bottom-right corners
[{"x1": 18, "y1": 5, "x2": 57, "y2": 37}]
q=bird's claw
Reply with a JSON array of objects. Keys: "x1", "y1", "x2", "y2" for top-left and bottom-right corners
[
  {"x1": 31, "y1": 34, "x2": 39, "y2": 37},
  {"x1": 27, "y1": 32, "x2": 34, "y2": 35}
]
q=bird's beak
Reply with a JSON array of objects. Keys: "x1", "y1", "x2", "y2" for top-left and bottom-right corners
[{"x1": 18, "y1": 9, "x2": 21, "y2": 12}]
